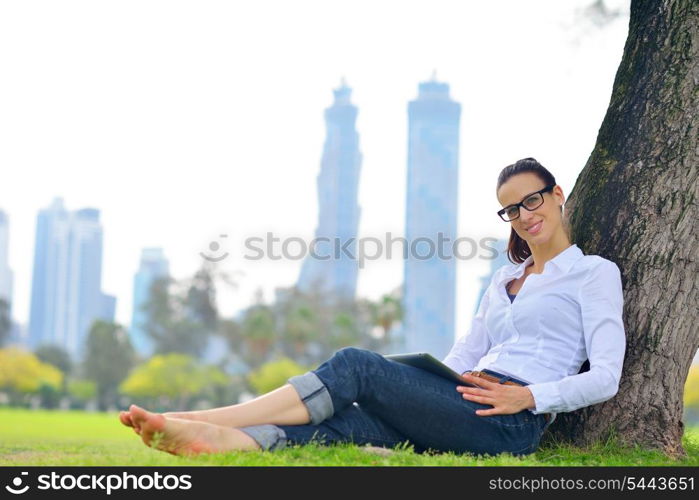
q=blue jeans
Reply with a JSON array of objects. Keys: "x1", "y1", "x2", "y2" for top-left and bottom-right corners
[{"x1": 238, "y1": 347, "x2": 549, "y2": 456}]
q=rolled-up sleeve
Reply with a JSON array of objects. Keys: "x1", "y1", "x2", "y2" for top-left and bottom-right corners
[
  {"x1": 527, "y1": 260, "x2": 626, "y2": 414},
  {"x1": 442, "y1": 281, "x2": 493, "y2": 375}
]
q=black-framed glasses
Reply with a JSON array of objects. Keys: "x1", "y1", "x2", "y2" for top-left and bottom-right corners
[{"x1": 497, "y1": 184, "x2": 556, "y2": 222}]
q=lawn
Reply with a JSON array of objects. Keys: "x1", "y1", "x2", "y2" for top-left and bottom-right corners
[{"x1": 1, "y1": 408, "x2": 698, "y2": 466}]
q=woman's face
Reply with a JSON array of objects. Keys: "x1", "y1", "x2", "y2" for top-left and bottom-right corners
[{"x1": 497, "y1": 172, "x2": 565, "y2": 246}]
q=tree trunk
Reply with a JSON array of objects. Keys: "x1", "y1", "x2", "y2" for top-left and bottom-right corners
[{"x1": 542, "y1": 0, "x2": 699, "y2": 458}]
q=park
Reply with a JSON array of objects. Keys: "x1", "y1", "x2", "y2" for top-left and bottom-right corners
[{"x1": 1, "y1": 0, "x2": 698, "y2": 468}]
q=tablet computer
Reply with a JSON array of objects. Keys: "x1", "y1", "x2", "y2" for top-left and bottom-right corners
[{"x1": 383, "y1": 352, "x2": 477, "y2": 386}]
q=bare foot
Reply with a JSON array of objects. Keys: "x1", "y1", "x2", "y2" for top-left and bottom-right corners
[
  {"x1": 161, "y1": 410, "x2": 205, "y2": 422},
  {"x1": 119, "y1": 411, "x2": 141, "y2": 435},
  {"x1": 119, "y1": 408, "x2": 205, "y2": 435},
  {"x1": 128, "y1": 404, "x2": 260, "y2": 456}
]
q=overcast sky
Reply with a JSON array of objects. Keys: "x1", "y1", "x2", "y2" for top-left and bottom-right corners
[{"x1": 0, "y1": 0, "x2": 631, "y2": 341}]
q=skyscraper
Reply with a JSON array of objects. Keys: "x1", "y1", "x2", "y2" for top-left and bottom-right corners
[
  {"x1": 473, "y1": 238, "x2": 510, "y2": 316},
  {"x1": 401, "y1": 76, "x2": 461, "y2": 358},
  {"x1": 0, "y1": 210, "x2": 13, "y2": 314},
  {"x1": 28, "y1": 198, "x2": 116, "y2": 359},
  {"x1": 297, "y1": 79, "x2": 362, "y2": 301},
  {"x1": 130, "y1": 247, "x2": 169, "y2": 357}
]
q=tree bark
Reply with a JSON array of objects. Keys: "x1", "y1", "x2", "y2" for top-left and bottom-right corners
[{"x1": 542, "y1": 0, "x2": 699, "y2": 458}]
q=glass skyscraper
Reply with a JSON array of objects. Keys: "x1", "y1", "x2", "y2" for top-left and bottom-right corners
[
  {"x1": 297, "y1": 79, "x2": 362, "y2": 301},
  {"x1": 401, "y1": 77, "x2": 461, "y2": 359},
  {"x1": 130, "y1": 247, "x2": 169, "y2": 357},
  {"x1": 0, "y1": 209, "x2": 13, "y2": 315},
  {"x1": 28, "y1": 198, "x2": 116, "y2": 359},
  {"x1": 473, "y1": 238, "x2": 510, "y2": 317}
]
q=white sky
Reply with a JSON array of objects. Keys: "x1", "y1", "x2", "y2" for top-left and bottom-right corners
[{"x1": 0, "y1": 0, "x2": 631, "y2": 342}]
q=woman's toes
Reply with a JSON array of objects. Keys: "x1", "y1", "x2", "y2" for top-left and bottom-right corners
[
  {"x1": 129, "y1": 405, "x2": 150, "y2": 427},
  {"x1": 130, "y1": 407, "x2": 166, "y2": 446},
  {"x1": 120, "y1": 410, "x2": 143, "y2": 434},
  {"x1": 121, "y1": 411, "x2": 136, "y2": 427}
]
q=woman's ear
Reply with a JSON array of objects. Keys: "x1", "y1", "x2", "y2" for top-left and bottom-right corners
[{"x1": 554, "y1": 185, "x2": 565, "y2": 206}]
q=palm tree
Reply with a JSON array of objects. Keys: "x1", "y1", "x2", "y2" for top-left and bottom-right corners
[
  {"x1": 368, "y1": 291, "x2": 403, "y2": 350},
  {"x1": 284, "y1": 305, "x2": 320, "y2": 356},
  {"x1": 241, "y1": 303, "x2": 277, "y2": 368}
]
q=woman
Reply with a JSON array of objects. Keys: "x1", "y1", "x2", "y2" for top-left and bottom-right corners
[{"x1": 119, "y1": 157, "x2": 626, "y2": 457}]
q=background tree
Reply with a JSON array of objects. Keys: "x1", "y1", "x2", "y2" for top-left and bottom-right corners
[
  {"x1": 367, "y1": 289, "x2": 403, "y2": 352},
  {"x1": 327, "y1": 311, "x2": 361, "y2": 353},
  {"x1": 67, "y1": 379, "x2": 97, "y2": 408},
  {"x1": 545, "y1": 0, "x2": 699, "y2": 457},
  {"x1": 34, "y1": 344, "x2": 72, "y2": 392},
  {"x1": 141, "y1": 276, "x2": 178, "y2": 353},
  {"x1": 142, "y1": 263, "x2": 230, "y2": 358},
  {"x1": 143, "y1": 276, "x2": 207, "y2": 357},
  {"x1": 219, "y1": 317, "x2": 244, "y2": 356},
  {"x1": 119, "y1": 353, "x2": 228, "y2": 410},
  {"x1": 240, "y1": 302, "x2": 277, "y2": 367},
  {"x1": 34, "y1": 344, "x2": 72, "y2": 408},
  {"x1": 0, "y1": 347, "x2": 62, "y2": 405},
  {"x1": 247, "y1": 357, "x2": 309, "y2": 395},
  {"x1": 83, "y1": 321, "x2": 135, "y2": 410},
  {"x1": 185, "y1": 264, "x2": 218, "y2": 332},
  {"x1": 272, "y1": 287, "x2": 325, "y2": 360},
  {"x1": 324, "y1": 295, "x2": 377, "y2": 356},
  {"x1": 262, "y1": 285, "x2": 400, "y2": 365},
  {"x1": 283, "y1": 305, "x2": 319, "y2": 357}
]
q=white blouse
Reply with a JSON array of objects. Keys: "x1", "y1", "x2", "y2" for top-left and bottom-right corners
[{"x1": 442, "y1": 243, "x2": 626, "y2": 424}]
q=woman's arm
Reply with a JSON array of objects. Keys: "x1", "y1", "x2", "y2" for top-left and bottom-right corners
[{"x1": 526, "y1": 259, "x2": 626, "y2": 414}]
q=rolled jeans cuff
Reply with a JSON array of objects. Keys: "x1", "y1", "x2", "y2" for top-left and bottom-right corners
[
  {"x1": 288, "y1": 371, "x2": 334, "y2": 425},
  {"x1": 237, "y1": 424, "x2": 287, "y2": 451}
]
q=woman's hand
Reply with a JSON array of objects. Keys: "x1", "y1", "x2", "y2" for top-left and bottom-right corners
[{"x1": 457, "y1": 373, "x2": 536, "y2": 416}]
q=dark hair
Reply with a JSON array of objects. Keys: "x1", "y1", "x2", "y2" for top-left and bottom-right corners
[{"x1": 496, "y1": 157, "x2": 564, "y2": 264}]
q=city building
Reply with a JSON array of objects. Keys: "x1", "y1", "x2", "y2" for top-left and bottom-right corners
[
  {"x1": 0, "y1": 209, "x2": 13, "y2": 315},
  {"x1": 472, "y1": 238, "x2": 510, "y2": 317},
  {"x1": 400, "y1": 76, "x2": 461, "y2": 359},
  {"x1": 28, "y1": 198, "x2": 115, "y2": 359},
  {"x1": 297, "y1": 79, "x2": 363, "y2": 303},
  {"x1": 130, "y1": 247, "x2": 169, "y2": 357}
]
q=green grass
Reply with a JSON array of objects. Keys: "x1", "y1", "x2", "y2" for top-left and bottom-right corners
[{"x1": 1, "y1": 408, "x2": 697, "y2": 466}]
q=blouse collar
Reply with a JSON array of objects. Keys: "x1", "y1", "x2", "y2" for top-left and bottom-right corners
[{"x1": 503, "y1": 243, "x2": 584, "y2": 278}]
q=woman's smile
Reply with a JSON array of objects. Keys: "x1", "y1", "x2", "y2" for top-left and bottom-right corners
[{"x1": 524, "y1": 220, "x2": 543, "y2": 235}]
